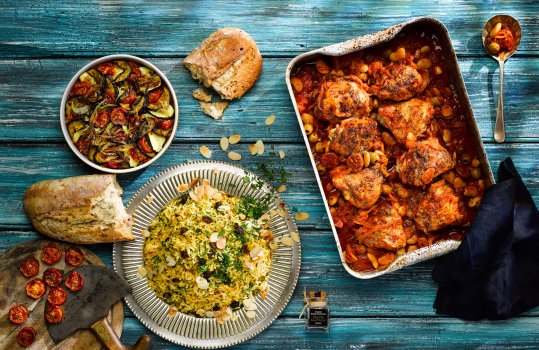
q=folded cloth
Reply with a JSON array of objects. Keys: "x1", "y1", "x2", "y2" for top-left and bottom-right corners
[{"x1": 432, "y1": 157, "x2": 539, "y2": 320}]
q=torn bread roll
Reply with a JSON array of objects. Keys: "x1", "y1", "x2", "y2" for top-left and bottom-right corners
[
  {"x1": 24, "y1": 175, "x2": 134, "y2": 244},
  {"x1": 184, "y1": 27, "x2": 262, "y2": 99}
]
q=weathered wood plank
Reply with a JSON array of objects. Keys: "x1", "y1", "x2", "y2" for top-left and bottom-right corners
[
  {"x1": 0, "y1": 57, "x2": 537, "y2": 143},
  {"x1": 0, "y1": 143, "x2": 538, "y2": 229},
  {"x1": 0, "y1": 1, "x2": 537, "y2": 58},
  {"x1": 118, "y1": 317, "x2": 539, "y2": 349}
]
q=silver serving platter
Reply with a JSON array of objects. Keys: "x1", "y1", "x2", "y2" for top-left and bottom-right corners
[
  {"x1": 285, "y1": 17, "x2": 495, "y2": 279},
  {"x1": 113, "y1": 161, "x2": 301, "y2": 348}
]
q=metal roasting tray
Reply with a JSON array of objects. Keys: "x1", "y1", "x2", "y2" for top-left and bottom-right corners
[
  {"x1": 113, "y1": 161, "x2": 301, "y2": 348},
  {"x1": 285, "y1": 17, "x2": 495, "y2": 279}
]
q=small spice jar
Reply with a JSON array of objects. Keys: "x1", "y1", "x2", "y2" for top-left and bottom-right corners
[{"x1": 302, "y1": 290, "x2": 330, "y2": 331}]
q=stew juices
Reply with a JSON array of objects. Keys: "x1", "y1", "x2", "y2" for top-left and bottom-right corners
[{"x1": 291, "y1": 29, "x2": 487, "y2": 272}]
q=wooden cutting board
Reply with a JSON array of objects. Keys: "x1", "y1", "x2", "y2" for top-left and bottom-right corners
[{"x1": 0, "y1": 239, "x2": 124, "y2": 349}]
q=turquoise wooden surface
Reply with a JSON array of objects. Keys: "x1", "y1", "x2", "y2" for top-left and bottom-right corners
[{"x1": 1, "y1": 1, "x2": 538, "y2": 349}]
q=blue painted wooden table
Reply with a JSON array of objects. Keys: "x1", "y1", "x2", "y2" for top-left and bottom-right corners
[{"x1": 1, "y1": 1, "x2": 538, "y2": 348}]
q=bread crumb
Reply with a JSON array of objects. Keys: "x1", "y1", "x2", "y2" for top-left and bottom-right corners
[
  {"x1": 199, "y1": 101, "x2": 229, "y2": 120},
  {"x1": 192, "y1": 88, "x2": 212, "y2": 102}
]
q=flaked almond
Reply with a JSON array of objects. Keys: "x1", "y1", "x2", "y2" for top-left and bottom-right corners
[
  {"x1": 168, "y1": 307, "x2": 178, "y2": 317},
  {"x1": 255, "y1": 140, "x2": 264, "y2": 155},
  {"x1": 249, "y1": 143, "x2": 258, "y2": 155},
  {"x1": 140, "y1": 229, "x2": 150, "y2": 238},
  {"x1": 205, "y1": 185, "x2": 218, "y2": 198},
  {"x1": 245, "y1": 310, "x2": 256, "y2": 319},
  {"x1": 212, "y1": 192, "x2": 223, "y2": 201},
  {"x1": 243, "y1": 298, "x2": 253, "y2": 308},
  {"x1": 225, "y1": 307, "x2": 233, "y2": 316},
  {"x1": 210, "y1": 232, "x2": 219, "y2": 243},
  {"x1": 295, "y1": 212, "x2": 310, "y2": 221},
  {"x1": 177, "y1": 183, "x2": 189, "y2": 193},
  {"x1": 281, "y1": 235, "x2": 294, "y2": 246},
  {"x1": 195, "y1": 185, "x2": 205, "y2": 198},
  {"x1": 220, "y1": 137, "x2": 229, "y2": 151},
  {"x1": 265, "y1": 114, "x2": 276, "y2": 126},
  {"x1": 199, "y1": 146, "x2": 212, "y2": 159},
  {"x1": 216, "y1": 237, "x2": 227, "y2": 249},
  {"x1": 145, "y1": 194, "x2": 155, "y2": 205},
  {"x1": 277, "y1": 185, "x2": 286, "y2": 192},
  {"x1": 189, "y1": 191, "x2": 198, "y2": 202},
  {"x1": 230, "y1": 314, "x2": 239, "y2": 321},
  {"x1": 279, "y1": 150, "x2": 286, "y2": 159},
  {"x1": 229, "y1": 134, "x2": 241, "y2": 144},
  {"x1": 202, "y1": 178, "x2": 210, "y2": 186},
  {"x1": 217, "y1": 205, "x2": 231, "y2": 211},
  {"x1": 244, "y1": 261, "x2": 255, "y2": 271},
  {"x1": 166, "y1": 255, "x2": 176, "y2": 267},
  {"x1": 269, "y1": 242, "x2": 279, "y2": 251},
  {"x1": 196, "y1": 276, "x2": 209, "y2": 290},
  {"x1": 245, "y1": 302, "x2": 258, "y2": 311},
  {"x1": 290, "y1": 231, "x2": 301, "y2": 243},
  {"x1": 228, "y1": 151, "x2": 241, "y2": 161},
  {"x1": 137, "y1": 266, "x2": 147, "y2": 277},
  {"x1": 250, "y1": 246, "x2": 263, "y2": 259},
  {"x1": 260, "y1": 229, "x2": 272, "y2": 237},
  {"x1": 205, "y1": 311, "x2": 215, "y2": 318},
  {"x1": 192, "y1": 87, "x2": 212, "y2": 102}
]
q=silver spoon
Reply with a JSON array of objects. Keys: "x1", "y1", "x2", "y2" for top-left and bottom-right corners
[{"x1": 482, "y1": 15, "x2": 522, "y2": 143}]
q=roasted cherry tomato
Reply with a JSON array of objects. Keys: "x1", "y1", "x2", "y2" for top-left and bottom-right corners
[
  {"x1": 26, "y1": 278, "x2": 46, "y2": 299},
  {"x1": 19, "y1": 257, "x2": 40, "y2": 278},
  {"x1": 47, "y1": 286, "x2": 67, "y2": 305},
  {"x1": 69, "y1": 81, "x2": 91, "y2": 96},
  {"x1": 128, "y1": 61, "x2": 141, "y2": 79},
  {"x1": 147, "y1": 88, "x2": 162, "y2": 104},
  {"x1": 158, "y1": 119, "x2": 174, "y2": 130},
  {"x1": 65, "y1": 110, "x2": 76, "y2": 124},
  {"x1": 17, "y1": 327, "x2": 36, "y2": 347},
  {"x1": 138, "y1": 136, "x2": 153, "y2": 154},
  {"x1": 8, "y1": 304, "x2": 29, "y2": 324},
  {"x1": 76, "y1": 133, "x2": 92, "y2": 155},
  {"x1": 130, "y1": 147, "x2": 148, "y2": 163},
  {"x1": 110, "y1": 107, "x2": 127, "y2": 125},
  {"x1": 65, "y1": 247, "x2": 84, "y2": 266},
  {"x1": 41, "y1": 243, "x2": 62, "y2": 265},
  {"x1": 94, "y1": 109, "x2": 110, "y2": 128},
  {"x1": 120, "y1": 89, "x2": 137, "y2": 104},
  {"x1": 65, "y1": 271, "x2": 84, "y2": 292},
  {"x1": 104, "y1": 88, "x2": 116, "y2": 104},
  {"x1": 43, "y1": 267, "x2": 63, "y2": 287},
  {"x1": 105, "y1": 161, "x2": 126, "y2": 169},
  {"x1": 97, "y1": 62, "x2": 115, "y2": 76},
  {"x1": 45, "y1": 304, "x2": 63, "y2": 324}
]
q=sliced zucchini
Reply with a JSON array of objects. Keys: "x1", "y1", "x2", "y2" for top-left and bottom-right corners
[
  {"x1": 104, "y1": 76, "x2": 118, "y2": 101},
  {"x1": 112, "y1": 65, "x2": 124, "y2": 80},
  {"x1": 114, "y1": 60, "x2": 131, "y2": 82},
  {"x1": 87, "y1": 146, "x2": 98, "y2": 162},
  {"x1": 72, "y1": 126, "x2": 89, "y2": 143},
  {"x1": 68, "y1": 120, "x2": 86, "y2": 138},
  {"x1": 148, "y1": 104, "x2": 174, "y2": 119},
  {"x1": 130, "y1": 95, "x2": 146, "y2": 115},
  {"x1": 147, "y1": 87, "x2": 170, "y2": 110},
  {"x1": 68, "y1": 97, "x2": 91, "y2": 115},
  {"x1": 138, "y1": 74, "x2": 161, "y2": 93},
  {"x1": 87, "y1": 68, "x2": 104, "y2": 87},
  {"x1": 79, "y1": 72, "x2": 97, "y2": 85},
  {"x1": 140, "y1": 67, "x2": 152, "y2": 76},
  {"x1": 148, "y1": 132, "x2": 166, "y2": 152}
]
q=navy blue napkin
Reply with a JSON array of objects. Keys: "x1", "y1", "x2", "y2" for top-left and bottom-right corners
[{"x1": 432, "y1": 158, "x2": 539, "y2": 320}]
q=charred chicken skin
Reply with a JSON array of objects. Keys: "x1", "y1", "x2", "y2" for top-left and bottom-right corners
[
  {"x1": 331, "y1": 166, "x2": 383, "y2": 209},
  {"x1": 316, "y1": 75, "x2": 372, "y2": 123},
  {"x1": 329, "y1": 117, "x2": 381, "y2": 156},
  {"x1": 369, "y1": 62, "x2": 424, "y2": 101},
  {"x1": 355, "y1": 201, "x2": 406, "y2": 251},
  {"x1": 397, "y1": 137, "x2": 454, "y2": 187},
  {"x1": 414, "y1": 179, "x2": 466, "y2": 232},
  {"x1": 377, "y1": 98, "x2": 434, "y2": 146}
]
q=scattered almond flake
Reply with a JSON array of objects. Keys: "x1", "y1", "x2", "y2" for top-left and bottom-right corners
[
  {"x1": 189, "y1": 191, "x2": 198, "y2": 202},
  {"x1": 261, "y1": 286, "x2": 270, "y2": 300},
  {"x1": 278, "y1": 209, "x2": 286, "y2": 217},
  {"x1": 166, "y1": 255, "x2": 176, "y2": 267},
  {"x1": 140, "y1": 229, "x2": 150, "y2": 238},
  {"x1": 277, "y1": 185, "x2": 286, "y2": 193},
  {"x1": 243, "y1": 298, "x2": 253, "y2": 308},
  {"x1": 220, "y1": 137, "x2": 229, "y2": 151},
  {"x1": 192, "y1": 87, "x2": 212, "y2": 102},
  {"x1": 250, "y1": 246, "x2": 262, "y2": 259},
  {"x1": 295, "y1": 212, "x2": 310, "y2": 221},
  {"x1": 239, "y1": 213, "x2": 246, "y2": 220},
  {"x1": 194, "y1": 186, "x2": 204, "y2": 199},
  {"x1": 229, "y1": 134, "x2": 241, "y2": 144},
  {"x1": 281, "y1": 235, "x2": 294, "y2": 246},
  {"x1": 218, "y1": 205, "x2": 231, "y2": 212},
  {"x1": 212, "y1": 192, "x2": 223, "y2": 201},
  {"x1": 196, "y1": 276, "x2": 209, "y2": 290},
  {"x1": 290, "y1": 231, "x2": 301, "y2": 243},
  {"x1": 202, "y1": 179, "x2": 210, "y2": 186},
  {"x1": 230, "y1": 314, "x2": 239, "y2": 321},
  {"x1": 205, "y1": 311, "x2": 215, "y2": 318},
  {"x1": 228, "y1": 151, "x2": 241, "y2": 161},
  {"x1": 244, "y1": 261, "x2": 255, "y2": 271},
  {"x1": 245, "y1": 302, "x2": 258, "y2": 311},
  {"x1": 259, "y1": 281, "x2": 268, "y2": 291},
  {"x1": 269, "y1": 242, "x2": 279, "y2": 251},
  {"x1": 216, "y1": 237, "x2": 227, "y2": 249},
  {"x1": 260, "y1": 229, "x2": 271, "y2": 237},
  {"x1": 279, "y1": 150, "x2": 286, "y2": 159},
  {"x1": 255, "y1": 140, "x2": 265, "y2": 155},
  {"x1": 265, "y1": 114, "x2": 276, "y2": 126},
  {"x1": 206, "y1": 186, "x2": 218, "y2": 197},
  {"x1": 137, "y1": 266, "x2": 147, "y2": 277},
  {"x1": 226, "y1": 307, "x2": 233, "y2": 316},
  {"x1": 177, "y1": 183, "x2": 189, "y2": 193},
  {"x1": 222, "y1": 313, "x2": 232, "y2": 321},
  {"x1": 199, "y1": 145, "x2": 212, "y2": 159},
  {"x1": 249, "y1": 143, "x2": 258, "y2": 155},
  {"x1": 199, "y1": 101, "x2": 229, "y2": 120},
  {"x1": 210, "y1": 232, "x2": 219, "y2": 243},
  {"x1": 245, "y1": 310, "x2": 256, "y2": 319},
  {"x1": 190, "y1": 177, "x2": 200, "y2": 187},
  {"x1": 144, "y1": 194, "x2": 155, "y2": 205},
  {"x1": 273, "y1": 236, "x2": 281, "y2": 244},
  {"x1": 168, "y1": 307, "x2": 178, "y2": 317},
  {"x1": 212, "y1": 168, "x2": 221, "y2": 175}
]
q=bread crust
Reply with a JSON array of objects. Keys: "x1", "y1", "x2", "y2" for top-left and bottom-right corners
[
  {"x1": 24, "y1": 175, "x2": 134, "y2": 244},
  {"x1": 184, "y1": 27, "x2": 262, "y2": 99}
]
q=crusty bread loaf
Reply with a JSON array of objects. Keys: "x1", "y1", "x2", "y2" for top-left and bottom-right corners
[
  {"x1": 184, "y1": 27, "x2": 262, "y2": 100},
  {"x1": 24, "y1": 175, "x2": 134, "y2": 244}
]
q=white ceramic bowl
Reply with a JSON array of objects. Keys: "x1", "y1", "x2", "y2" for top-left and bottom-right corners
[{"x1": 60, "y1": 54, "x2": 179, "y2": 174}]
